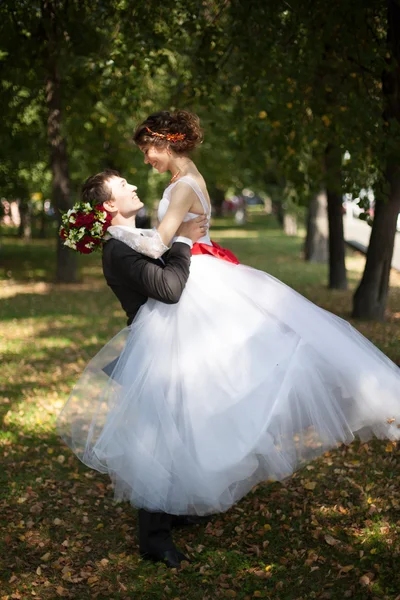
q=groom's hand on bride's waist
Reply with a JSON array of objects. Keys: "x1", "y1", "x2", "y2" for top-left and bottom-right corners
[{"x1": 177, "y1": 215, "x2": 208, "y2": 243}]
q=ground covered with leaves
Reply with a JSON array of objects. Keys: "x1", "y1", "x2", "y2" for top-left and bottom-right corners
[{"x1": 1, "y1": 215, "x2": 400, "y2": 599}]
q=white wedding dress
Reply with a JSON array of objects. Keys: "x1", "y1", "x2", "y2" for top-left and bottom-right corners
[{"x1": 58, "y1": 176, "x2": 400, "y2": 516}]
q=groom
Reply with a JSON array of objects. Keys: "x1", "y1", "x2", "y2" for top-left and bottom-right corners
[{"x1": 81, "y1": 170, "x2": 207, "y2": 568}]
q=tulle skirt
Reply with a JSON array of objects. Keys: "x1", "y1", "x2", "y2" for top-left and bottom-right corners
[{"x1": 57, "y1": 255, "x2": 400, "y2": 515}]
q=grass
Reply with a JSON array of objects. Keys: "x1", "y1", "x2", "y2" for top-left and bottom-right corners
[{"x1": 1, "y1": 214, "x2": 399, "y2": 600}]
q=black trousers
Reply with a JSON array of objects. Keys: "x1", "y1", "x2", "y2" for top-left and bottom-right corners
[{"x1": 138, "y1": 509, "x2": 175, "y2": 555}]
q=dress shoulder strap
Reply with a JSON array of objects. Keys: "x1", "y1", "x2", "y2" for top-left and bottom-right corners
[{"x1": 173, "y1": 176, "x2": 211, "y2": 215}]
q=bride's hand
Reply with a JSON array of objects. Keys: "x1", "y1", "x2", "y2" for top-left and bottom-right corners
[{"x1": 178, "y1": 215, "x2": 208, "y2": 243}]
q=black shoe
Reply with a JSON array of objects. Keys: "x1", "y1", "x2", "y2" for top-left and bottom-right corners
[
  {"x1": 172, "y1": 515, "x2": 208, "y2": 528},
  {"x1": 140, "y1": 548, "x2": 190, "y2": 568}
]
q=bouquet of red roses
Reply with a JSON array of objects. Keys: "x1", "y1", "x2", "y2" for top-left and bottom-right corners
[{"x1": 59, "y1": 202, "x2": 112, "y2": 254}]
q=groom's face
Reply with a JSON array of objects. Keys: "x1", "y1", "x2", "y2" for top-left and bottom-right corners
[{"x1": 106, "y1": 176, "x2": 143, "y2": 216}]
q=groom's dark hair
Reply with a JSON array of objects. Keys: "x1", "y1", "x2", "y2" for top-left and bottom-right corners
[{"x1": 81, "y1": 170, "x2": 120, "y2": 206}]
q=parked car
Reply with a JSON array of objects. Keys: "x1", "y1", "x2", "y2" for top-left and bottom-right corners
[
  {"x1": 343, "y1": 194, "x2": 362, "y2": 217},
  {"x1": 244, "y1": 195, "x2": 264, "y2": 206},
  {"x1": 223, "y1": 195, "x2": 245, "y2": 214},
  {"x1": 242, "y1": 189, "x2": 265, "y2": 206},
  {"x1": 343, "y1": 189, "x2": 374, "y2": 219}
]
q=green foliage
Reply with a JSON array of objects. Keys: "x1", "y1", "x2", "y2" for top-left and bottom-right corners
[
  {"x1": 180, "y1": 0, "x2": 394, "y2": 205},
  {"x1": 0, "y1": 1, "x2": 208, "y2": 207},
  {"x1": 0, "y1": 0, "x2": 399, "y2": 217}
]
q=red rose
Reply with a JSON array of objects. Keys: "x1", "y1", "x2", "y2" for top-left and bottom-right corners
[
  {"x1": 74, "y1": 213, "x2": 94, "y2": 228},
  {"x1": 60, "y1": 227, "x2": 67, "y2": 240},
  {"x1": 76, "y1": 234, "x2": 101, "y2": 254},
  {"x1": 76, "y1": 243, "x2": 92, "y2": 254}
]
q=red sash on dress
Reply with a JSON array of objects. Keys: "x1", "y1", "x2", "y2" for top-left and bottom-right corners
[{"x1": 191, "y1": 240, "x2": 240, "y2": 265}]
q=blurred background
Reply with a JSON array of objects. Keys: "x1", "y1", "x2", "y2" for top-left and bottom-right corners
[{"x1": 1, "y1": 0, "x2": 400, "y2": 321}]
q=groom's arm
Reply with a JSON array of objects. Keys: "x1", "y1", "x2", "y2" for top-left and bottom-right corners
[{"x1": 109, "y1": 240, "x2": 191, "y2": 304}]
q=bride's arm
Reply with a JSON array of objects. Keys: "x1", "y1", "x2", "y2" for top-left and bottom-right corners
[
  {"x1": 109, "y1": 183, "x2": 198, "y2": 259},
  {"x1": 157, "y1": 183, "x2": 198, "y2": 246}
]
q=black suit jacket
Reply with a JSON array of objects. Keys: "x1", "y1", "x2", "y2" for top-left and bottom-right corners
[{"x1": 102, "y1": 238, "x2": 191, "y2": 326}]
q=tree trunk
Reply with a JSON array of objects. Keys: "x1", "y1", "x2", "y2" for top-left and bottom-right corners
[
  {"x1": 352, "y1": 0, "x2": 400, "y2": 320},
  {"x1": 304, "y1": 190, "x2": 329, "y2": 262},
  {"x1": 283, "y1": 214, "x2": 297, "y2": 236},
  {"x1": 326, "y1": 189, "x2": 347, "y2": 289},
  {"x1": 273, "y1": 200, "x2": 285, "y2": 228},
  {"x1": 352, "y1": 172, "x2": 400, "y2": 320},
  {"x1": 39, "y1": 197, "x2": 47, "y2": 238},
  {"x1": 210, "y1": 185, "x2": 225, "y2": 217},
  {"x1": 18, "y1": 197, "x2": 32, "y2": 240},
  {"x1": 43, "y1": 0, "x2": 77, "y2": 283},
  {"x1": 264, "y1": 196, "x2": 272, "y2": 214},
  {"x1": 325, "y1": 145, "x2": 347, "y2": 289}
]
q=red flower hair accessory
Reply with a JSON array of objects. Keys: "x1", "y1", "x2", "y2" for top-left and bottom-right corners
[
  {"x1": 145, "y1": 126, "x2": 186, "y2": 143},
  {"x1": 59, "y1": 202, "x2": 112, "y2": 254}
]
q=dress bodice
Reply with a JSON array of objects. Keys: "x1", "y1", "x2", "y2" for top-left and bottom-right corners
[
  {"x1": 106, "y1": 176, "x2": 213, "y2": 259},
  {"x1": 158, "y1": 176, "x2": 212, "y2": 246}
]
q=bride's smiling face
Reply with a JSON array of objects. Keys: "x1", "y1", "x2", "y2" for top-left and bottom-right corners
[{"x1": 142, "y1": 145, "x2": 171, "y2": 173}]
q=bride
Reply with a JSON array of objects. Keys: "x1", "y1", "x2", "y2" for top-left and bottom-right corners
[{"x1": 58, "y1": 110, "x2": 400, "y2": 517}]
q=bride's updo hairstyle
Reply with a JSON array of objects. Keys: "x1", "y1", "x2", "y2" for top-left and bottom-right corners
[{"x1": 133, "y1": 110, "x2": 203, "y2": 155}]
